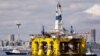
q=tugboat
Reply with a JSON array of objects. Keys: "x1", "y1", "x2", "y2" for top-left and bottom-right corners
[
  {"x1": 85, "y1": 48, "x2": 97, "y2": 56},
  {"x1": 5, "y1": 49, "x2": 27, "y2": 55},
  {"x1": 85, "y1": 44, "x2": 97, "y2": 56}
]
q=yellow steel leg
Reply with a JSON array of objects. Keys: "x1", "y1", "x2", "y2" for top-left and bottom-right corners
[
  {"x1": 32, "y1": 41, "x2": 38, "y2": 55},
  {"x1": 53, "y1": 39, "x2": 60, "y2": 56},
  {"x1": 47, "y1": 42, "x2": 52, "y2": 56},
  {"x1": 38, "y1": 42, "x2": 44, "y2": 56}
]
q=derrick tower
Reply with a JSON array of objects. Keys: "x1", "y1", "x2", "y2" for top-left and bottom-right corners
[{"x1": 55, "y1": 0, "x2": 63, "y2": 32}]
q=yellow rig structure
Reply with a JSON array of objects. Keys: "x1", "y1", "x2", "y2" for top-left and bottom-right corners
[
  {"x1": 31, "y1": 35, "x2": 86, "y2": 56},
  {"x1": 31, "y1": 0, "x2": 87, "y2": 56}
]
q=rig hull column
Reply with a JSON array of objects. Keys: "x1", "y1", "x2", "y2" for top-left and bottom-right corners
[
  {"x1": 47, "y1": 41, "x2": 52, "y2": 56},
  {"x1": 53, "y1": 39, "x2": 60, "y2": 55},
  {"x1": 31, "y1": 41, "x2": 38, "y2": 55},
  {"x1": 38, "y1": 42, "x2": 44, "y2": 56}
]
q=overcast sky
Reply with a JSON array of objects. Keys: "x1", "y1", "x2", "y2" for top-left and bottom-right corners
[{"x1": 0, "y1": 0, "x2": 100, "y2": 43}]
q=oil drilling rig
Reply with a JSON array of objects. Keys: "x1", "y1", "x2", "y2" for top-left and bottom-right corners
[{"x1": 31, "y1": 0, "x2": 96, "y2": 56}]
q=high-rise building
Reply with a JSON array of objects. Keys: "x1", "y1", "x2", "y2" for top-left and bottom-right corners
[
  {"x1": 10, "y1": 34, "x2": 15, "y2": 41},
  {"x1": 91, "y1": 29, "x2": 96, "y2": 43},
  {"x1": 9, "y1": 34, "x2": 15, "y2": 46},
  {"x1": 0, "y1": 40, "x2": 4, "y2": 47}
]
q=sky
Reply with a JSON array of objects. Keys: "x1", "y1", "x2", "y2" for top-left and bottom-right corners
[{"x1": 0, "y1": 0, "x2": 100, "y2": 43}]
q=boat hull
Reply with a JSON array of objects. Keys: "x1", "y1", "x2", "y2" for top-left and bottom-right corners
[
  {"x1": 85, "y1": 54, "x2": 97, "y2": 56},
  {"x1": 5, "y1": 52, "x2": 27, "y2": 55},
  {"x1": 60, "y1": 54, "x2": 97, "y2": 56}
]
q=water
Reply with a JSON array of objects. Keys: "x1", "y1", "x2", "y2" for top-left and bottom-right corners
[
  {"x1": 0, "y1": 50, "x2": 100, "y2": 56},
  {"x1": 95, "y1": 51, "x2": 100, "y2": 56}
]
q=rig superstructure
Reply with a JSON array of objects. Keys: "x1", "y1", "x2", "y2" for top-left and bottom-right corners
[{"x1": 31, "y1": 0, "x2": 87, "y2": 56}]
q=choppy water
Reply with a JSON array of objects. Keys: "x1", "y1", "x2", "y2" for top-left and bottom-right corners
[{"x1": 0, "y1": 50, "x2": 100, "y2": 56}]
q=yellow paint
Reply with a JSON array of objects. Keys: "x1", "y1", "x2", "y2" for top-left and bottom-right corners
[{"x1": 31, "y1": 37, "x2": 86, "y2": 56}]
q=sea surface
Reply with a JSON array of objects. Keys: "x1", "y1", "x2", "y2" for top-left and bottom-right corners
[{"x1": 0, "y1": 50, "x2": 100, "y2": 56}]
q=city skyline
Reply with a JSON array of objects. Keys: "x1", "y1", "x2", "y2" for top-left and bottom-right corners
[{"x1": 0, "y1": 0, "x2": 100, "y2": 43}]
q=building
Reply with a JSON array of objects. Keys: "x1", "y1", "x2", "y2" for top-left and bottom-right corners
[
  {"x1": 91, "y1": 29, "x2": 96, "y2": 43},
  {"x1": 9, "y1": 34, "x2": 15, "y2": 46}
]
